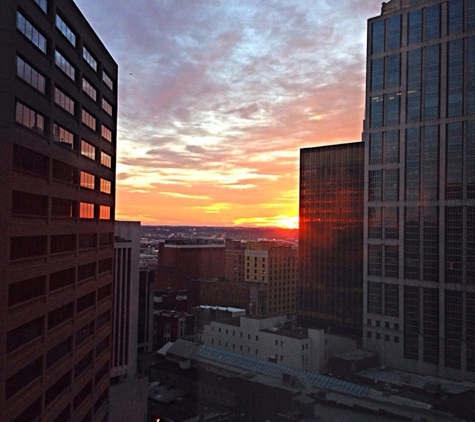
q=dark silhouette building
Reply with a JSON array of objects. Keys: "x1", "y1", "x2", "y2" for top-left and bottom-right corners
[
  {"x1": 0, "y1": 0, "x2": 117, "y2": 420},
  {"x1": 363, "y1": 0, "x2": 475, "y2": 382},
  {"x1": 299, "y1": 143, "x2": 364, "y2": 336}
]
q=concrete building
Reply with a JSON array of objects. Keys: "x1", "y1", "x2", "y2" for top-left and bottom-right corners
[
  {"x1": 363, "y1": 0, "x2": 475, "y2": 382},
  {"x1": 299, "y1": 143, "x2": 364, "y2": 336},
  {"x1": 138, "y1": 268, "x2": 156, "y2": 354},
  {"x1": 0, "y1": 1, "x2": 117, "y2": 421}
]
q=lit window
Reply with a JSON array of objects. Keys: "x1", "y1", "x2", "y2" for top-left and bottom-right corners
[
  {"x1": 81, "y1": 140, "x2": 95, "y2": 160},
  {"x1": 103, "y1": 71, "x2": 113, "y2": 90},
  {"x1": 34, "y1": 0, "x2": 47, "y2": 13},
  {"x1": 101, "y1": 126, "x2": 112, "y2": 142},
  {"x1": 83, "y1": 46, "x2": 97, "y2": 71},
  {"x1": 16, "y1": 56, "x2": 46, "y2": 93},
  {"x1": 100, "y1": 179, "x2": 111, "y2": 194},
  {"x1": 53, "y1": 124, "x2": 74, "y2": 147},
  {"x1": 55, "y1": 50, "x2": 75, "y2": 80},
  {"x1": 80, "y1": 171, "x2": 95, "y2": 190},
  {"x1": 79, "y1": 202, "x2": 94, "y2": 219},
  {"x1": 55, "y1": 13, "x2": 76, "y2": 46},
  {"x1": 16, "y1": 12, "x2": 47, "y2": 53},
  {"x1": 99, "y1": 206, "x2": 111, "y2": 220},
  {"x1": 102, "y1": 98, "x2": 113, "y2": 116},
  {"x1": 15, "y1": 102, "x2": 44, "y2": 133},
  {"x1": 81, "y1": 109, "x2": 96, "y2": 131}
]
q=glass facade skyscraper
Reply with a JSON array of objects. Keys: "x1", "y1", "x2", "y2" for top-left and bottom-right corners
[
  {"x1": 363, "y1": 0, "x2": 475, "y2": 381},
  {"x1": 299, "y1": 143, "x2": 364, "y2": 336}
]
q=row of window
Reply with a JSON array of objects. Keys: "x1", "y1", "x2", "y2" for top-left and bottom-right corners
[
  {"x1": 371, "y1": 0, "x2": 475, "y2": 54},
  {"x1": 17, "y1": 8, "x2": 114, "y2": 91}
]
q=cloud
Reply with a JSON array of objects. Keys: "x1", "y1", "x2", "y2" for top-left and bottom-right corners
[{"x1": 75, "y1": 0, "x2": 383, "y2": 226}]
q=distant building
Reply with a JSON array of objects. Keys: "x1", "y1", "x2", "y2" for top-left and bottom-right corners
[
  {"x1": 155, "y1": 310, "x2": 196, "y2": 349},
  {"x1": 138, "y1": 268, "x2": 156, "y2": 354},
  {"x1": 299, "y1": 143, "x2": 364, "y2": 336},
  {"x1": 363, "y1": 0, "x2": 475, "y2": 382},
  {"x1": 0, "y1": 1, "x2": 117, "y2": 421}
]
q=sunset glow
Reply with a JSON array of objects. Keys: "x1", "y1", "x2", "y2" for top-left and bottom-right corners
[{"x1": 75, "y1": 0, "x2": 383, "y2": 227}]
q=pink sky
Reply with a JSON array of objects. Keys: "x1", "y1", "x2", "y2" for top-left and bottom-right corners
[{"x1": 75, "y1": 0, "x2": 383, "y2": 227}]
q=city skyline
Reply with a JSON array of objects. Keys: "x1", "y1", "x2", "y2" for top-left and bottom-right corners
[{"x1": 74, "y1": 0, "x2": 383, "y2": 227}]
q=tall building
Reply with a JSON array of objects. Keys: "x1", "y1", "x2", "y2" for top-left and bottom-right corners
[
  {"x1": 363, "y1": 0, "x2": 475, "y2": 382},
  {"x1": 299, "y1": 143, "x2": 364, "y2": 336},
  {"x1": 0, "y1": 1, "x2": 117, "y2": 421}
]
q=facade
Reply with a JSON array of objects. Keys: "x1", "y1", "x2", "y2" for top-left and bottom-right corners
[
  {"x1": 299, "y1": 143, "x2": 365, "y2": 336},
  {"x1": 363, "y1": 0, "x2": 475, "y2": 381},
  {"x1": 137, "y1": 268, "x2": 155, "y2": 354},
  {"x1": 0, "y1": 1, "x2": 117, "y2": 421},
  {"x1": 155, "y1": 310, "x2": 196, "y2": 349}
]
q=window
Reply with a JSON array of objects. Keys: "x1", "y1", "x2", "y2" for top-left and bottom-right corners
[
  {"x1": 406, "y1": 48, "x2": 421, "y2": 122},
  {"x1": 10, "y1": 235, "x2": 47, "y2": 260},
  {"x1": 368, "y1": 245, "x2": 382, "y2": 276},
  {"x1": 81, "y1": 140, "x2": 96, "y2": 160},
  {"x1": 80, "y1": 171, "x2": 95, "y2": 190},
  {"x1": 78, "y1": 262, "x2": 96, "y2": 281},
  {"x1": 100, "y1": 179, "x2": 111, "y2": 194},
  {"x1": 75, "y1": 321, "x2": 94, "y2": 346},
  {"x1": 7, "y1": 317, "x2": 44, "y2": 352},
  {"x1": 101, "y1": 125, "x2": 112, "y2": 142},
  {"x1": 82, "y1": 109, "x2": 96, "y2": 130},
  {"x1": 17, "y1": 12, "x2": 47, "y2": 53},
  {"x1": 98, "y1": 258, "x2": 112, "y2": 273},
  {"x1": 48, "y1": 302, "x2": 74, "y2": 329},
  {"x1": 408, "y1": 9, "x2": 422, "y2": 44},
  {"x1": 98, "y1": 284, "x2": 111, "y2": 301},
  {"x1": 54, "y1": 88, "x2": 75, "y2": 115},
  {"x1": 55, "y1": 51, "x2": 75, "y2": 80},
  {"x1": 79, "y1": 202, "x2": 94, "y2": 219},
  {"x1": 45, "y1": 371, "x2": 71, "y2": 407},
  {"x1": 16, "y1": 56, "x2": 46, "y2": 93},
  {"x1": 370, "y1": 58, "x2": 383, "y2": 91},
  {"x1": 101, "y1": 151, "x2": 112, "y2": 168},
  {"x1": 13, "y1": 145, "x2": 48, "y2": 176},
  {"x1": 74, "y1": 381, "x2": 92, "y2": 410},
  {"x1": 387, "y1": 15, "x2": 401, "y2": 50},
  {"x1": 102, "y1": 98, "x2": 113, "y2": 116},
  {"x1": 405, "y1": 207, "x2": 420, "y2": 279},
  {"x1": 79, "y1": 233, "x2": 96, "y2": 249},
  {"x1": 368, "y1": 281, "x2": 382, "y2": 314},
  {"x1": 34, "y1": 0, "x2": 48, "y2": 13},
  {"x1": 82, "y1": 78, "x2": 97, "y2": 101},
  {"x1": 423, "y1": 44, "x2": 440, "y2": 120},
  {"x1": 370, "y1": 96, "x2": 383, "y2": 128},
  {"x1": 103, "y1": 71, "x2": 114, "y2": 90},
  {"x1": 447, "y1": 40, "x2": 463, "y2": 117},
  {"x1": 55, "y1": 14, "x2": 76, "y2": 46},
  {"x1": 423, "y1": 288, "x2": 439, "y2": 364},
  {"x1": 385, "y1": 54, "x2": 400, "y2": 89},
  {"x1": 52, "y1": 198, "x2": 76, "y2": 218},
  {"x1": 53, "y1": 123, "x2": 74, "y2": 147},
  {"x1": 15, "y1": 102, "x2": 45, "y2": 133},
  {"x1": 12, "y1": 190, "x2": 48, "y2": 216},
  {"x1": 53, "y1": 160, "x2": 78, "y2": 184},
  {"x1": 46, "y1": 337, "x2": 72, "y2": 368},
  {"x1": 8, "y1": 276, "x2": 46, "y2": 307},
  {"x1": 404, "y1": 285, "x2": 420, "y2": 360},
  {"x1": 371, "y1": 20, "x2": 384, "y2": 54},
  {"x1": 83, "y1": 46, "x2": 97, "y2": 71},
  {"x1": 49, "y1": 267, "x2": 75, "y2": 291},
  {"x1": 99, "y1": 205, "x2": 111, "y2": 220},
  {"x1": 424, "y1": 4, "x2": 440, "y2": 41},
  {"x1": 50, "y1": 234, "x2": 76, "y2": 254},
  {"x1": 6, "y1": 357, "x2": 42, "y2": 399},
  {"x1": 99, "y1": 232, "x2": 113, "y2": 246},
  {"x1": 445, "y1": 290, "x2": 462, "y2": 368},
  {"x1": 385, "y1": 92, "x2": 400, "y2": 125},
  {"x1": 448, "y1": 0, "x2": 463, "y2": 35},
  {"x1": 446, "y1": 123, "x2": 463, "y2": 199},
  {"x1": 12, "y1": 398, "x2": 42, "y2": 422}
]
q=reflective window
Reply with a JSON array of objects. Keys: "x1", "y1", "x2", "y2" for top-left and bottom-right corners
[
  {"x1": 447, "y1": 39, "x2": 463, "y2": 117},
  {"x1": 368, "y1": 282, "x2": 382, "y2": 314},
  {"x1": 371, "y1": 20, "x2": 385, "y2": 54},
  {"x1": 406, "y1": 49, "x2": 422, "y2": 122},
  {"x1": 80, "y1": 171, "x2": 95, "y2": 190},
  {"x1": 384, "y1": 207, "x2": 398, "y2": 239},
  {"x1": 385, "y1": 283, "x2": 399, "y2": 316},
  {"x1": 82, "y1": 78, "x2": 97, "y2": 101},
  {"x1": 53, "y1": 123, "x2": 73, "y2": 146},
  {"x1": 102, "y1": 98, "x2": 113, "y2": 116},
  {"x1": 385, "y1": 92, "x2": 400, "y2": 126},
  {"x1": 54, "y1": 87, "x2": 75, "y2": 115},
  {"x1": 404, "y1": 207, "x2": 420, "y2": 280},
  {"x1": 406, "y1": 128, "x2": 420, "y2": 200},
  {"x1": 79, "y1": 202, "x2": 94, "y2": 219},
  {"x1": 424, "y1": 4, "x2": 440, "y2": 41},
  {"x1": 100, "y1": 179, "x2": 111, "y2": 194},
  {"x1": 369, "y1": 170, "x2": 382, "y2": 201},
  {"x1": 101, "y1": 125, "x2": 112, "y2": 142},
  {"x1": 371, "y1": 58, "x2": 384, "y2": 91},
  {"x1": 82, "y1": 109, "x2": 96, "y2": 130},
  {"x1": 387, "y1": 15, "x2": 401, "y2": 50},
  {"x1": 368, "y1": 245, "x2": 383, "y2": 276},
  {"x1": 368, "y1": 207, "x2": 382, "y2": 239},
  {"x1": 469, "y1": 0, "x2": 475, "y2": 30},
  {"x1": 370, "y1": 96, "x2": 383, "y2": 128},
  {"x1": 408, "y1": 9, "x2": 422, "y2": 44},
  {"x1": 423, "y1": 288, "x2": 439, "y2": 364},
  {"x1": 385, "y1": 54, "x2": 400, "y2": 89},
  {"x1": 55, "y1": 51, "x2": 75, "y2": 80},
  {"x1": 81, "y1": 140, "x2": 96, "y2": 160},
  {"x1": 384, "y1": 246, "x2": 398, "y2": 278},
  {"x1": 103, "y1": 71, "x2": 114, "y2": 90},
  {"x1": 369, "y1": 132, "x2": 382, "y2": 164},
  {"x1": 16, "y1": 56, "x2": 46, "y2": 93},
  {"x1": 99, "y1": 205, "x2": 111, "y2": 220},
  {"x1": 16, "y1": 12, "x2": 47, "y2": 53},
  {"x1": 101, "y1": 151, "x2": 112, "y2": 168},
  {"x1": 404, "y1": 285, "x2": 420, "y2": 360},
  {"x1": 421, "y1": 125, "x2": 438, "y2": 201},
  {"x1": 83, "y1": 46, "x2": 98, "y2": 71},
  {"x1": 384, "y1": 169, "x2": 399, "y2": 201},
  {"x1": 384, "y1": 130, "x2": 398, "y2": 163},
  {"x1": 422, "y1": 207, "x2": 438, "y2": 282},
  {"x1": 448, "y1": 0, "x2": 463, "y2": 35},
  {"x1": 34, "y1": 0, "x2": 47, "y2": 12},
  {"x1": 446, "y1": 123, "x2": 463, "y2": 200},
  {"x1": 445, "y1": 208, "x2": 463, "y2": 284},
  {"x1": 55, "y1": 13, "x2": 76, "y2": 46},
  {"x1": 15, "y1": 102, "x2": 44, "y2": 133},
  {"x1": 423, "y1": 44, "x2": 439, "y2": 120},
  {"x1": 445, "y1": 290, "x2": 462, "y2": 368}
]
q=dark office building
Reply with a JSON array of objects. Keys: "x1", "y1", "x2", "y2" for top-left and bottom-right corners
[
  {"x1": 0, "y1": 0, "x2": 117, "y2": 420},
  {"x1": 363, "y1": 0, "x2": 475, "y2": 382},
  {"x1": 299, "y1": 143, "x2": 364, "y2": 336}
]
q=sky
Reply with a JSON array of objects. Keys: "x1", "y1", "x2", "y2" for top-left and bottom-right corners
[{"x1": 75, "y1": 0, "x2": 383, "y2": 228}]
